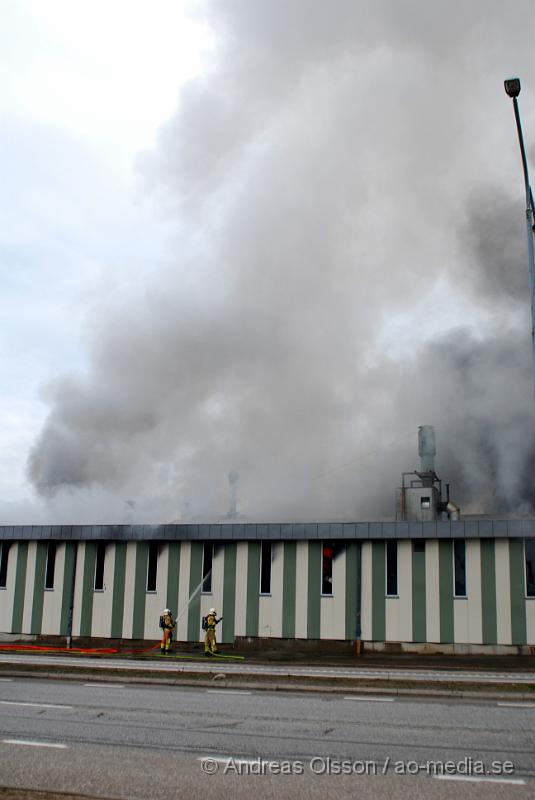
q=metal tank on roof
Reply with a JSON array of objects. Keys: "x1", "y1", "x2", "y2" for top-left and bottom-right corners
[{"x1": 396, "y1": 426, "x2": 460, "y2": 522}]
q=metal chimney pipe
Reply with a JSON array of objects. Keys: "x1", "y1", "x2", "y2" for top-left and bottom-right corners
[
  {"x1": 228, "y1": 471, "x2": 239, "y2": 518},
  {"x1": 418, "y1": 425, "x2": 436, "y2": 473}
]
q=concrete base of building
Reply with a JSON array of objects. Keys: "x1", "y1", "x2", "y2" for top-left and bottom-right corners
[
  {"x1": 364, "y1": 640, "x2": 535, "y2": 656},
  {"x1": 234, "y1": 636, "x2": 356, "y2": 653},
  {"x1": 0, "y1": 633, "x2": 37, "y2": 643}
]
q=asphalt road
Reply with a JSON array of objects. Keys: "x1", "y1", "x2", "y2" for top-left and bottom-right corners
[{"x1": 0, "y1": 677, "x2": 534, "y2": 799}]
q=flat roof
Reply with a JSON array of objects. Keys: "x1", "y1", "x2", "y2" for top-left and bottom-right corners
[{"x1": 1, "y1": 519, "x2": 535, "y2": 541}]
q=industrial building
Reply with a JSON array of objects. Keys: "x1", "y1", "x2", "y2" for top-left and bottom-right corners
[{"x1": 1, "y1": 428, "x2": 534, "y2": 652}]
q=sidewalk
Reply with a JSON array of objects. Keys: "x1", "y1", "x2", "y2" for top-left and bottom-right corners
[{"x1": 0, "y1": 639, "x2": 534, "y2": 699}]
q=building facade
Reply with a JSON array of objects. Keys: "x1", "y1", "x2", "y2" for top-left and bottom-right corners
[{"x1": 1, "y1": 521, "x2": 535, "y2": 651}]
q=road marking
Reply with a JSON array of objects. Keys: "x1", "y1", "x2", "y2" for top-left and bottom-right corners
[
  {"x1": 0, "y1": 678, "x2": 14, "y2": 682},
  {"x1": 497, "y1": 701, "x2": 535, "y2": 708},
  {"x1": 344, "y1": 696, "x2": 394, "y2": 702},
  {"x1": 206, "y1": 690, "x2": 252, "y2": 695},
  {"x1": 0, "y1": 701, "x2": 72, "y2": 710},
  {"x1": 83, "y1": 683, "x2": 124, "y2": 688},
  {"x1": 2, "y1": 739, "x2": 68, "y2": 749},
  {"x1": 434, "y1": 775, "x2": 525, "y2": 785}
]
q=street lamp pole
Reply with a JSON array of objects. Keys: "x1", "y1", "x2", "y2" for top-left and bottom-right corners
[{"x1": 504, "y1": 77, "x2": 535, "y2": 384}]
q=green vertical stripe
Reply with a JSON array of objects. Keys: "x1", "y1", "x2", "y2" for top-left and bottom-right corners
[
  {"x1": 30, "y1": 542, "x2": 48, "y2": 635},
  {"x1": 480, "y1": 539, "x2": 497, "y2": 645},
  {"x1": 510, "y1": 539, "x2": 527, "y2": 645},
  {"x1": 282, "y1": 541, "x2": 297, "y2": 638},
  {"x1": 371, "y1": 542, "x2": 386, "y2": 641},
  {"x1": 307, "y1": 541, "x2": 321, "y2": 639},
  {"x1": 60, "y1": 543, "x2": 77, "y2": 636},
  {"x1": 111, "y1": 543, "x2": 127, "y2": 639},
  {"x1": 11, "y1": 542, "x2": 28, "y2": 633},
  {"x1": 222, "y1": 542, "x2": 237, "y2": 644},
  {"x1": 80, "y1": 542, "x2": 96, "y2": 637},
  {"x1": 246, "y1": 542, "x2": 261, "y2": 637},
  {"x1": 166, "y1": 543, "x2": 180, "y2": 617},
  {"x1": 345, "y1": 542, "x2": 359, "y2": 640},
  {"x1": 187, "y1": 543, "x2": 203, "y2": 641},
  {"x1": 412, "y1": 542, "x2": 427, "y2": 642},
  {"x1": 132, "y1": 542, "x2": 148, "y2": 639},
  {"x1": 439, "y1": 541, "x2": 454, "y2": 643}
]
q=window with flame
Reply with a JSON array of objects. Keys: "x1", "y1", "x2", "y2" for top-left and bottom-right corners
[{"x1": 322, "y1": 542, "x2": 334, "y2": 595}]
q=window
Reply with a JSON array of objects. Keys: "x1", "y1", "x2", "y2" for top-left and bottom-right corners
[
  {"x1": 45, "y1": 542, "x2": 57, "y2": 590},
  {"x1": 386, "y1": 540, "x2": 398, "y2": 596},
  {"x1": 94, "y1": 542, "x2": 106, "y2": 591},
  {"x1": 202, "y1": 542, "x2": 213, "y2": 593},
  {"x1": 413, "y1": 540, "x2": 425, "y2": 553},
  {"x1": 0, "y1": 543, "x2": 11, "y2": 588},
  {"x1": 322, "y1": 542, "x2": 334, "y2": 595},
  {"x1": 146, "y1": 542, "x2": 158, "y2": 592},
  {"x1": 526, "y1": 540, "x2": 535, "y2": 597},
  {"x1": 260, "y1": 542, "x2": 272, "y2": 594},
  {"x1": 454, "y1": 540, "x2": 466, "y2": 597}
]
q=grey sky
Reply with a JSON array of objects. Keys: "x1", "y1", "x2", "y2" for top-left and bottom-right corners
[{"x1": 3, "y1": 0, "x2": 535, "y2": 523}]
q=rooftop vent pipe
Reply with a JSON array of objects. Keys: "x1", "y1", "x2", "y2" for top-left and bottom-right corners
[
  {"x1": 418, "y1": 425, "x2": 436, "y2": 473},
  {"x1": 227, "y1": 470, "x2": 239, "y2": 519}
]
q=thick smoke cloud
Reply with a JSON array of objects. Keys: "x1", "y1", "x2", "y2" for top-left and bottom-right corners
[{"x1": 27, "y1": 0, "x2": 535, "y2": 522}]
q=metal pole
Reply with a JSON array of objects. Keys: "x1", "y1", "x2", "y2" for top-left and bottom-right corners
[{"x1": 510, "y1": 93, "x2": 535, "y2": 384}]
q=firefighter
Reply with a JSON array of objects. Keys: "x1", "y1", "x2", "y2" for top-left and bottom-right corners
[
  {"x1": 159, "y1": 608, "x2": 175, "y2": 654},
  {"x1": 204, "y1": 607, "x2": 222, "y2": 655}
]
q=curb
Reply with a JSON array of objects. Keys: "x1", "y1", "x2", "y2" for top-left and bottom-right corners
[{"x1": 1, "y1": 662, "x2": 534, "y2": 700}]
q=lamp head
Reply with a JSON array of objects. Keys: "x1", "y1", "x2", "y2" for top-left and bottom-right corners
[{"x1": 504, "y1": 77, "x2": 521, "y2": 98}]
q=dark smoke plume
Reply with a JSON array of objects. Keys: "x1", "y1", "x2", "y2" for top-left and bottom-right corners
[{"x1": 27, "y1": 0, "x2": 535, "y2": 522}]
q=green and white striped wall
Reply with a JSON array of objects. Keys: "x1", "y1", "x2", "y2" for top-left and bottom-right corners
[{"x1": 1, "y1": 538, "x2": 534, "y2": 645}]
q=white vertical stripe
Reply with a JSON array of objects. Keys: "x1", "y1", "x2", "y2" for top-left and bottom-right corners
[
  {"x1": 0, "y1": 542, "x2": 18, "y2": 633},
  {"x1": 294, "y1": 542, "x2": 308, "y2": 639},
  {"x1": 144, "y1": 543, "x2": 169, "y2": 641},
  {"x1": 385, "y1": 541, "x2": 412, "y2": 642},
  {"x1": 257, "y1": 542, "x2": 283, "y2": 638},
  {"x1": 91, "y1": 543, "x2": 115, "y2": 638},
  {"x1": 41, "y1": 543, "x2": 66, "y2": 635},
  {"x1": 495, "y1": 539, "x2": 511, "y2": 645},
  {"x1": 526, "y1": 593, "x2": 535, "y2": 646},
  {"x1": 233, "y1": 543, "x2": 248, "y2": 637},
  {"x1": 121, "y1": 542, "x2": 137, "y2": 640},
  {"x1": 466, "y1": 540, "x2": 482, "y2": 644},
  {"x1": 320, "y1": 546, "x2": 346, "y2": 640},
  {"x1": 271, "y1": 542, "x2": 283, "y2": 638},
  {"x1": 201, "y1": 542, "x2": 224, "y2": 643},
  {"x1": 72, "y1": 542, "x2": 85, "y2": 637},
  {"x1": 360, "y1": 542, "x2": 372, "y2": 641},
  {"x1": 175, "y1": 542, "x2": 191, "y2": 642},
  {"x1": 453, "y1": 598, "x2": 468, "y2": 643},
  {"x1": 385, "y1": 597, "x2": 399, "y2": 642},
  {"x1": 426, "y1": 540, "x2": 440, "y2": 643}
]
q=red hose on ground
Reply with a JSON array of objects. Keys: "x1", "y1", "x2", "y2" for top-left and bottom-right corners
[{"x1": 0, "y1": 643, "x2": 161, "y2": 655}]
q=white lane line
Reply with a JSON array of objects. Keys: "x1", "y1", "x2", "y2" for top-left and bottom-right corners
[
  {"x1": 344, "y1": 696, "x2": 394, "y2": 702},
  {"x1": 2, "y1": 739, "x2": 68, "y2": 749},
  {"x1": 206, "y1": 690, "x2": 252, "y2": 695},
  {"x1": 497, "y1": 701, "x2": 535, "y2": 708},
  {"x1": 0, "y1": 701, "x2": 72, "y2": 710},
  {"x1": 83, "y1": 683, "x2": 124, "y2": 688},
  {"x1": 0, "y1": 678, "x2": 14, "y2": 682},
  {"x1": 434, "y1": 775, "x2": 525, "y2": 785}
]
